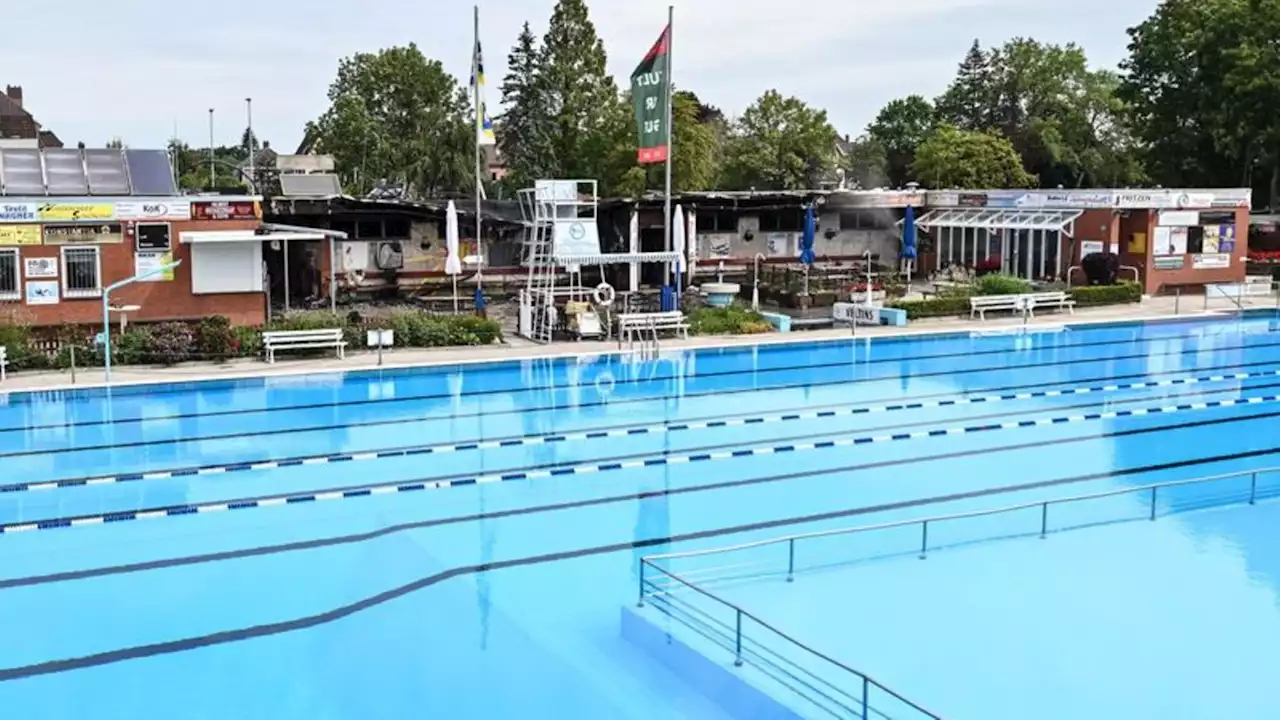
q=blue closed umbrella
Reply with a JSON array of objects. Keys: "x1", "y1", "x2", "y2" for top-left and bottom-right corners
[
  {"x1": 902, "y1": 205, "x2": 918, "y2": 260},
  {"x1": 800, "y1": 204, "x2": 817, "y2": 266},
  {"x1": 474, "y1": 285, "x2": 487, "y2": 314}
]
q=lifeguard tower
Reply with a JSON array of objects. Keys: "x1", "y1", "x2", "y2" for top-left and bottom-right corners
[{"x1": 517, "y1": 179, "x2": 682, "y2": 346}]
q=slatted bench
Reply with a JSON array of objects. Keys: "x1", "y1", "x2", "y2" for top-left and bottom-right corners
[
  {"x1": 617, "y1": 311, "x2": 689, "y2": 345},
  {"x1": 0, "y1": 345, "x2": 7, "y2": 383},
  {"x1": 261, "y1": 329, "x2": 347, "y2": 364},
  {"x1": 1024, "y1": 291, "x2": 1075, "y2": 318},
  {"x1": 969, "y1": 295, "x2": 1026, "y2": 321}
]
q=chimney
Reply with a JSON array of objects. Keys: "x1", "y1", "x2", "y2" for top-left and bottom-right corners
[{"x1": 5, "y1": 86, "x2": 22, "y2": 108}]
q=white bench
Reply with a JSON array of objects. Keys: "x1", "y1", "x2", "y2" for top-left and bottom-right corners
[
  {"x1": 617, "y1": 311, "x2": 689, "y2": 344},
  {"x1": 970, "y1": 295, "x2": 1026, "y2": 320},
  {"x1": 0, "y1": 345, "x2": 6, "y2": 383},
  {"x1": 261, "y1": 329, "x2": 347, "y2": 364},
  {"x1": 1024, "y1": 291, "x2": 1074, "y2": 317}
]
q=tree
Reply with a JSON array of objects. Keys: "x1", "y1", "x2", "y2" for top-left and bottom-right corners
[
  {"x1": 106, "y1": 137, "x2": 125, "y2": 149},
  {"x1": 498, "y1": 22, "x2": 554, "y2": 192},
  {"x1": 844, "y1": 134, "x2": 890, "y2": 189},
  {"x1": 933, "y1": 37, "x2": 1144, "y2": 189},
  {"x1": 912, "y1": 124, "x2": 1036, "y2": 189},
  {"x1": 307, "y1": 44, "x2": 471, "y2": 197},
  {"x1": 934, "y1": 40, "x2": 997, "y2": 131},
  {"x1": 866, "y1": 95, "x2": 936, "y2": 187},
  {"x1": 1120, "y1": 0, "x2": 1280, "y2": 202},
  {"x1": 721, "y1": 90, "x2": 839, "y2": 190},
  {"x1": 533, "y1": 0, "x2": 633, "y2": 194}
]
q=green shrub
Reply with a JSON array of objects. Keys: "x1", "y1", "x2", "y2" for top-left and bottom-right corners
[
  {"x1": 885, "y1": 296, "x2": 971, "y2": 319},
  {"x1": 0, "y1": 323, "x2": 50, "y2": 370},
  {"x1": 687, "y1": 306, "x2": 773, "y2": 335},
  {"x1": 195, "y1": 316, "x2": 237, "y2": 361},
  {"x1": 974, "y1": 273, "x2": 1032, "y2": 296},
  {"x1": 231, "y1": 326, "x2": 262, "y2": 357},
  {"x1": 1070, "y1": 281, "x2": 1142, "y2": 306},
  {"x1": 113, "y1": 327, "x2": 152, "y2": 365},
  {"x1": 147, "y1": 322, "x2": 195, "y2": 365}
]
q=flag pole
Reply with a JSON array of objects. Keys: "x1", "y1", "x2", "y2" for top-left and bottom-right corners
[
  {"x1": 474, "y1": 4, "x2": 485, "y2": 306},
  {"x1": 663, "y1": 6, "x2": 675, "y2": 295}
]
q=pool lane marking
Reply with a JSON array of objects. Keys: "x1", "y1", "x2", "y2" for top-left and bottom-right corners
[
  {"x1": 4, "y1": 394, "x2": 1280, "y2": 535},
  {"x1": 6, "y1": 330, "x2": 1280, "y2": 441},
  {"x1": 6, "y1": 366, "x2": 1277, "y2": 495},
  {"x1": 6, "y1": 422, "x2": 1280, "y2": 592},
  {"x1": 0, "y1": 328, "x2": 1225, "y2": 433},
  {"x1": 4, "y1": 443, "x2": 1280, "y2": 682}
]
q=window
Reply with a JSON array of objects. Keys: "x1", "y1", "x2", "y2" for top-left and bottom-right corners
[
  {"x1": 701, "y1": 211, "x2": 738, "y2": 234},
  {"x1": 61, "y1": 246, "x2": 102, "y2": 298},
  {"x1": 758, "y1": 209, "x2": 802, "y2": 232},
  {"x1": 356, "y1": 220, "x2": 384, "y2": 239},
  {"x1": 0, "y1": 249, "x2": 17, "y2": 301},
  {"x1": 838, "y1": 210, "x2": 893, "y2": 231}
]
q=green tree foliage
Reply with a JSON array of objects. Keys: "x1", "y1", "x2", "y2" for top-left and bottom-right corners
[
  {"x1": 866, "y1": 94, "x2": 936, "y2": 187},
  {"x1": 912, "y1": 125, "x2": 1037, "y2": 189},
  {"x1": 306, "y1": 44, "x2": 471, "y2": 197},
  {"x1": 531, "y1": 0, "x2": 634, "y2": 194},
  {"x1": 168, "y1": 130, "x2": 261, "y2": 191},
  {"x1": 844, "y1": 134, "x2": 890, "y2": 189},
  {"x1": 1120, "y1": 0, "x2": 1280, "y2": 203},
  {"x1": 930, "y1": 38, "x2": 1144, "y2": 188},
  {"x1": 498, "y1": 22, "x2": 554, "y2": 192},
  {"x1": 721, "y1": 90, "x2": 839, "y2": 190},
  {"x1": 613, "y1": 90, "x2": 720, "y2": 196},
  {"x1": 934, "y1": 40, "x2": 998, "y2": 131}
]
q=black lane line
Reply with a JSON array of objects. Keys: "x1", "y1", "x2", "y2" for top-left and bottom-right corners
[
  {"x1": 5, "y1": 403, "x2": 1280, "y2": 593},
  {"x1": 2, "y1": 442, "x2": 1277, "y2": 682},
  {"x1": 0, "y1": 327, "x2": 1252, "y2": 436},
  {"x1": 9, "y1": 376, "x2": 1275, "y2": 500},
  {"x1": 8, "y1": 336, "x2": 1280, "y2": 460}
]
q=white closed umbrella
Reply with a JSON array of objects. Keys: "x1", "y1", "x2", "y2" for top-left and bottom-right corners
[
  {"x1": 628, "y1": 211, "x2": 640, "y2": 291},
  {"x1": 672, "y1": 205, "x2": 687, "y2": 304},
  {"x1": 445, "y1": 200, "x2": 462, "y2": 312}
]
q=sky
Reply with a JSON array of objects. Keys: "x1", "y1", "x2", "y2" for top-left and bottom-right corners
[{"x1": 2, "y1": 0, "x2": 1159, "y2": 153}]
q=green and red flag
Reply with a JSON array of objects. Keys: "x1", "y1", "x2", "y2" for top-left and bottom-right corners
[{"x1": 630, "y1": 25, "x2": 671, "y2": 164}]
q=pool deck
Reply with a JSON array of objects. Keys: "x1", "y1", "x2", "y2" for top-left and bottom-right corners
[{"x1": 0, "y1": 294, "x2": 1273, "y2": 394}]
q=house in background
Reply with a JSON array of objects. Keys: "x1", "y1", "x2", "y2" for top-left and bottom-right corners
[{"x1": 0, "y1": 86, "x2": 62, "y2": 148}]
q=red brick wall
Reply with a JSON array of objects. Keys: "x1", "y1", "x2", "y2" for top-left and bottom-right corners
[
  {"x1": 2, "y1": 219, "x2": 266, "y2": 328},
  {"x1": 1140, "y1": 207, "x2": 1248, "y2": 294}
]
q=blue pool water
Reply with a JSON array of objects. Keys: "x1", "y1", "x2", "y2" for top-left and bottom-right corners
[{"x1": 1, "y1": 316, "x2": 1279, "y2": 718}]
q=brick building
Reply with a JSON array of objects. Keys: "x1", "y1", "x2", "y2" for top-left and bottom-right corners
[
  {"x1": 0, "y1": 146, "x2": 290, "y2": 328},
  {"x1": 0, "y1": 86, "x2": 61, "y2": 148}
]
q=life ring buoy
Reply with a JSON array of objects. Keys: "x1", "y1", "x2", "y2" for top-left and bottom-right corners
[
  {"x1": 593, "y1": 282, "x2": 616, "y2": 306},
  {"x1": 595, "y1": 371, "x2": 616, "y2": 398}
]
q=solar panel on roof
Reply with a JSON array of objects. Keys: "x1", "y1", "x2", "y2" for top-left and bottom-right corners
[
  {"x1": 279, "y1": 173, "x2": 342, "y2": 197},
  {"x1": 124, "y1": 149, "x2": 177, "y2": 196},
  {"x1": 84, "y1": 149, "x2": 131, "y2": 195},
  {"x1": 0, "y1": 148, "x2": 45, "y2": 196},
  {"x1": 43, "y1": 148, "x2": 89, "y2": 195}
]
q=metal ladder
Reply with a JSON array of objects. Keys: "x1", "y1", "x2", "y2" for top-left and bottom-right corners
[
  {"x1": 627, "y1": 317, "x2": 661, "y2": 361},
  {"x1": 527, "y1": 221, "x2": 556, "y2": 343}
]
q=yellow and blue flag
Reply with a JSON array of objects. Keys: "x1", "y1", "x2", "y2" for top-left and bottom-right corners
[{"x1": 470, "y1": 38, "x2": 496, "y2": 146}]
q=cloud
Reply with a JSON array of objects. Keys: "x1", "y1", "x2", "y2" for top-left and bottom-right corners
[{"x1": 1, "y1": 0, "x2": 1141, "y2": 151}]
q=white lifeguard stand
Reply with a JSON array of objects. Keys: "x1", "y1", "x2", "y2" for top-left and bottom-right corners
[{"x1": 518, "y1": 179, "x2": 680, "y2": 343}]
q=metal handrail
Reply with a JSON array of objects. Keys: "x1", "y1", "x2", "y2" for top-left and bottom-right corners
[
  {"x1": 640, "y1": 561, "x2": 942, "y2": 719},
  {"x1": 646, "y1": 465, "x2": 1272, "y2": 566},
  {"x1": 639, "y1": 464, "x2": 1277, "y2": 719}
]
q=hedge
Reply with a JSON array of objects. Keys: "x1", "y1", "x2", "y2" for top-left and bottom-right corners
[
  {"x1": 687, "y1": 306, "x2": 773, "y2": 335},
  {"x1": 887, "y1": 281, "x2": 1143, "y2": 319},
  {"x1": 0, "y1": 311, "x2": 502, "y2": 372},
  {"x1": 1069, "y1": 281, "x2": 1142, "y2": 306}
]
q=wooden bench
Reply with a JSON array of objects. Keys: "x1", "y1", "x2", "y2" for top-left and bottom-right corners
[
  {"x1": 617, "y1": 311, "x2": 689, "y2": 344},
  {"x1": 1024, "y1": 291, "x2": 1075, "y2": 318},
  {"x1": 0, "y1": 345, "x2": 7, "y2": 384},
  {"x1": 261, "y1": 329, "x2": 347, "y2": 364},
  {"x1": 969, "y1": 295, "x2": 1026, "y2": 321}
]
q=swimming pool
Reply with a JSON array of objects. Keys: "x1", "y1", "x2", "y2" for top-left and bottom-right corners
[{"x1": 0, "y1": 314, "x2": 1278, "y2": 718}]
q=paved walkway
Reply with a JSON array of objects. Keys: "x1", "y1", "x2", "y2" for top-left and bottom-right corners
[{"x1": 0, "y1": 294, "x2": 1272, "y2": 394}]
